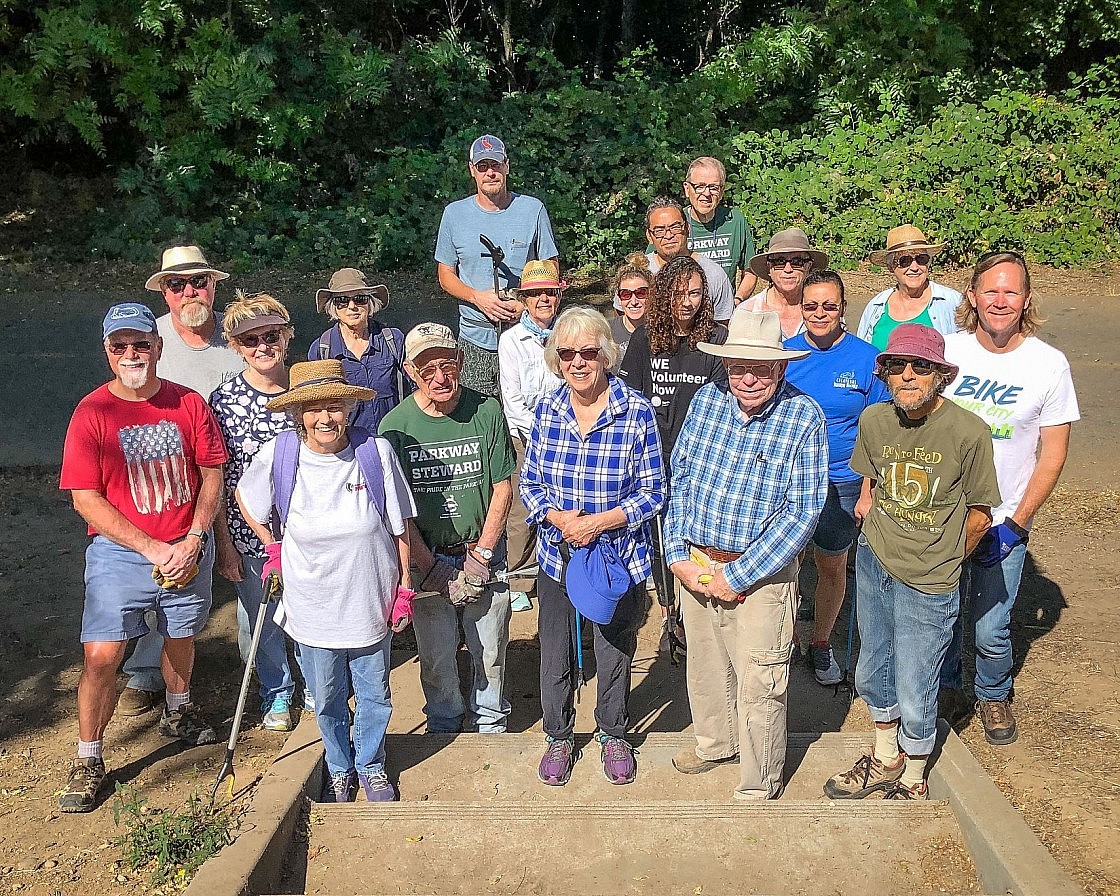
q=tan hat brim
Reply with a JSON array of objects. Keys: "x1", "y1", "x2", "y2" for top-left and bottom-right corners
[
  {"x1": 697, "y1": 341, "x2": 810, "y2": 361},
  {"x1": 266, "y1": 382, "x2": 376, "y2": 412},
  {"x1": 748, "y1": 249, "x2": 829, "y2": 281},
  {"x1": 144, "y1": 267, "x2": 230, "y2": 292},
  {"x1": 868, "y1": 243, "x2": 944, "y2": 266},
  {"x1": 315, "y1": 283, "x2": 389, "y2": 313}
]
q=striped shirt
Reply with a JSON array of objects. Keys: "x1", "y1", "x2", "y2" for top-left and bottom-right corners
[
  {"x1": 665, "y1": 380, "x2": 828, "y2": 593},
  {"x1": 520, "y1": 375, "x2": 665, "y2": 584}
]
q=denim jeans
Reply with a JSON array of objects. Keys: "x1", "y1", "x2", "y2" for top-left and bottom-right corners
[
  {"x1": 854, "y1": 536, "x2": 959, "y2": 756},
  {"x1": 411, "y1": 551, "x2": 511, "y2": 733},
  {"x1": 939, "y1": 542, "x2": 1027, "y2": 701},
  {"x1": 298, "y1": 635, "x2": 392, "y2": 777},
  {"x1": 235, "y1": 553, "x2": 295, "y2": 711}
]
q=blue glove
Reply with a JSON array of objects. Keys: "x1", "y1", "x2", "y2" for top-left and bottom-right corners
[{"x1": 975, "y1": 521, "x2": 1028, "y2": 568}]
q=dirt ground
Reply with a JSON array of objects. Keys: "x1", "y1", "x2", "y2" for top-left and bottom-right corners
[{"x1": 0, "y1": 259, "x2": 1118, "y2": 896}]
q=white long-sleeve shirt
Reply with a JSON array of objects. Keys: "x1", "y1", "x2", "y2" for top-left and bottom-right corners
[{"x1": 497, "y1": 322, "x2": 563, "y2": 441}]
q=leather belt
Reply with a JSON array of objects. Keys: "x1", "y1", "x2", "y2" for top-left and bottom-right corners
[
  {"x1": 435, "y1": 541, "x2": 477, "y2": 557},
  {"x1": 696, "y1": 545, "x2": 743, "y2": 564}
]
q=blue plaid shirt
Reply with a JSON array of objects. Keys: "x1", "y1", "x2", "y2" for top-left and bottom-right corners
[
  {"x1": 665, "y1": 380, "x2": 828, "y2": 593},
  {"x1": 520, "y1": 375, "x2": 665, "y2": 585}
]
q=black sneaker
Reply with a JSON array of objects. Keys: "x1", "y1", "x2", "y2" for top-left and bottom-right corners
[
  {"x1": 159, "y1": 702, "x2": 219, "y2": 745},
  {"x1": 59, "y1": 758, "x2": 106, "y2": 813}
]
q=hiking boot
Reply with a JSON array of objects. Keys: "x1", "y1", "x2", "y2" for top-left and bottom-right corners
[
  {"x1": 597, "y1": 733, "x2": 637, "y2": 785},
  {"x1": 117, "y1": 687, "x2": 159, "y2": 717},
  {"x1": 884, "y1": 779, "x2": 929, "y2": 800},
  {"x1": 320, "y1": 769, "x2": 357, "y2": 803},
  {"x1": 937, "y1": 687, "x2": 972, "y2": 727},
  {"x1": 262, "y1": 695, "x2": 292, "y2": 732},
  {"x1": 358, "y1": 769, "x2": 396, "y2": 802},
  {"x1": 824, "y1": 752, "x2": 904, "y2": 799},
  {"x1": 159, "y1": 702, "x2": 219, "y2": 746},
  {"x1": 977, "y1": 699, "x2": 1018, "y2": 745},
  {"x1": 537, "y1": 736, "x2": 576, "y2": 786},
  {"x1": 808, "y1": 643, "x2": 842, "y2": 686},
  {"x1": 58, "y1": 758, "x2": 105, "y2": 813},
  {"x1": 672, "y1": 747, "x2": 737, "y2": 775}
]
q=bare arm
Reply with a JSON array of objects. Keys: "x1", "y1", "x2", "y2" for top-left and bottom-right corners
[
  {"x1": 965, "y1": 506, "x2": 994, "y2": 557},
  {"x1": 477, "y1": 478, "x2": 513, "y2": 552},
  {"x1": 236, "y1": 488, "x2": 275, "y2": 546},
  {"x1": 855, "y1": 477, "x2": 875, "y2": 524},
  {"x1": 735, "y1": 269, "x2": 758, "y2": 302},
  {"x1": 212, "y1": 484, "x2": 243, "y2": 582},
  {"x1": 71, "y1": 489, "x2": 171, "y2": 567},
  {"x1": 437, "y1": 262, "x2": 523, "y2": 324},
  {"x1": 1009, "y1": 423, "x2": 1071, "y2": 527},
  {"x1": 395, "y1": 528, "x2": 412, "y2": 590}
]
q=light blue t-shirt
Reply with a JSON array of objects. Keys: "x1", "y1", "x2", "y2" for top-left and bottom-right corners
[
  {"x1": 784, "y1": 331, "x2": 890, "y2": 482},
  {"x1": 435, "y1": 193, "x2": 558, "y2": 351}
]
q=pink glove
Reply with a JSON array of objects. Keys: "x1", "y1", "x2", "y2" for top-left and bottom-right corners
[
  {"x1": 261, "y1": 541, "x2": 282, "y2": 586},
  {"x1": 390, "y1": 587, "x2": 416, "y2": 632}
]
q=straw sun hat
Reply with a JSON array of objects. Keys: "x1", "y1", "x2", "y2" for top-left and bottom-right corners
[
  {"x1": 868, "y1": 225, "x2": 945, "y2": 266},
  {"x1": 265, "y1": 360, "x2": 375, "y2": 412}
]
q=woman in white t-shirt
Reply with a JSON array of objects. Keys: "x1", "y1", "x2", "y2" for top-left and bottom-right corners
[{"x1": 237, "y1": 361, "x2": 417, "y2": 804}]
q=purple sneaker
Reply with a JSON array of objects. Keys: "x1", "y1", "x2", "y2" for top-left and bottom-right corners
[
  {"x1": 358, "y1": 769, "x2": 397, "y2": 802},
  {"x1": 537, "y1": 736, "x2": 575, "y2": 786},
  {"x1": 320, "y1": 769, "x2": 357, "y2": 803},
  {"x1": 597, "y1": 733, "x2": 636, "y2": 785}
]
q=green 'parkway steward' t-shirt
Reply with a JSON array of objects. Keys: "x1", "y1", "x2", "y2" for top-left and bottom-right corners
[
  {"x1": 851, "y1": 398, "x2": 1000, "y2": 595},
  {"x1": 378, "y1": 387, "x2": 515, "y2": 551}
]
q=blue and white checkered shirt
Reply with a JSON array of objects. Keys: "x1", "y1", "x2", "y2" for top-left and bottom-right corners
[
  {"x1": 665, "y1": 380, "x2": 828, "y2": 593},
  {"x1": 520, "y1": 375, "x2": 665, "y2": 585}
]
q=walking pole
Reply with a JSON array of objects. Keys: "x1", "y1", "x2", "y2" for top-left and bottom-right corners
[
  {"x1": 479, "y1": 234, "x2": 509, "y2": 337},
  {"x1": 573, "y1": 609, "x2": 585, "y2": 704},
  {"x1": 837, "y1": 590, "x2": 857, "y2": 699},
  {"x1": 211, "y1": 571, "x2": 282, "y2": 807},
  {"x1": 655, "y1": 514, "x2": 684, "y2": 664}
]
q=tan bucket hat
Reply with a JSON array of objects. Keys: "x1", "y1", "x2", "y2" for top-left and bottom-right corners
[
  {"x1": 144, "y1": 245, "x2": 230, "y2": 291},
  {"x1": 698, "y1": 309, "x2": 811, "y2": 361},
  {"x1": 748, "y1": 228, "x2": 829, "y2": 280},
  {"x1": 511, "y1": 259, "x2": 562, "y2": 297},
  {"x1": 265, "y1": 360, "x2": 375, "y2": 412},
  {"x1": 869, "y1": 225, "x2": 945, "y2": 266},
  {"x1": 315, "y1": 268, "x2": 390, "y2": 313}
]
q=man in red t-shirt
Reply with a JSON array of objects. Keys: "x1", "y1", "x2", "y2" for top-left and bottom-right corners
[{"x1": 57, "y1": 302, "x2": 228, "y2": 813}]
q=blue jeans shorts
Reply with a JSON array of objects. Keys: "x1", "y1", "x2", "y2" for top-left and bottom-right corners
[
  {"x1": 81, "y1": 535, "x2": 213, "y2": 643},
  {"x1": 812, "y1": 479, "x2": 862, "y2": 555}
]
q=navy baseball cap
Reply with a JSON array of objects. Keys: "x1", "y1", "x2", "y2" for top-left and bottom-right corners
[
  {"x1": 469, "y1": 134, "x2": 506, "y2": 164},
  {"x1": 103, "y1": 303, "x2": 158, "y2": 339}
]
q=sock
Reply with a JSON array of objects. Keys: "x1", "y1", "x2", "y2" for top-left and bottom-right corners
[
  {"x1": 873, "y1": 725, "x2": 900, "y2": 764},
  {"x1": 166, "y1": 691, "x2": 190, "y2": 713},
  {"x1": 77, "y1": 739, "x2": 102, "y2": 761},
  {"x1": 901, "y1": 756, "x2": 927, "y2": 789}
]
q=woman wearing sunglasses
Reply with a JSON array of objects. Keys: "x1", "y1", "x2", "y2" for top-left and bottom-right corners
[
  {"x1": 310, "y1": 267, "x2": 410, "y2": 432},
  {"x1": 209, "y1": 292, "x2": 299, "y2": 731},
  {"x1": 857, "y1": 225, "x2": 963, "y2": 350},
  {"x1": 608, "y1": 253, "x2": 655, "y2": 357},
  {"x1": 740, "y1": 228, "x2": 829, "y2": 339}
]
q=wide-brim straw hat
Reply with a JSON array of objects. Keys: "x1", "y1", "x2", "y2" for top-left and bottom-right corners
[
  {"x1": 869, "y1": 225, "x2": 945, "y2": 266},
  {"x1": 698, "y1": 308, "x2": 811, "y2": 361},
  {"x1": 315, "y1": 268, "x2": 390, "y2": 313},
  {"x1": 144, "y1": 245, "x2": 230, "y2": 291},
  {"x1": 748, "y1": 228, "x2": 829, "y2": 280},
  {"x1": 265, "y1": 360, "x2": 375, "y2": 412},
  {"x1": 511, "y1": 259, "x2": 562, "y2": 297}
]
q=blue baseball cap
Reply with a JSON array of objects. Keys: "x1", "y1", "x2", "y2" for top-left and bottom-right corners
[
  {"x1": 563, "y1": 535, "x2": 633, "y2": 625},
  {"x1": 103, "y1": 303, "x2": 158, "y2": 339},
  {"x1": 469, "y1": 134, "x2": 506, "y2": 164}
]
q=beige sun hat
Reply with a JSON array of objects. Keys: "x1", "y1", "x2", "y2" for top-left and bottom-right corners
[
  {"x1": 748, "y1": 228, "x2": 829, "y2": 280},
  {"x1": 698, "y1": 309, "x2": 811, "y2": 361},
  {"x1": 144, "y1": 245, "x2": 230, "y2": 291},
  {"x1": 315, "y1": 268, "x2": 390, "y2": 314},
  {"x1": 265, "y1": 360, "x2": 375, "y2": 412},
  {"x1": 869, "y1": 225, "x2": 945, "y2": 266},
  {"x1": 511, "y1": 259, "x2": 563, "y2": 297}
]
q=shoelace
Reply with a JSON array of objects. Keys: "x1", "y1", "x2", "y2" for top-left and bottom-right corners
[
  {"x1": 365, "y1": 770, "x2": 390, "y2": 786},
  {"x1": 546, "y1": 739, "x2": 571, "y2": 760},
  {"x1": 329, "y1": 772, "x2": 352, "y2": 795}
]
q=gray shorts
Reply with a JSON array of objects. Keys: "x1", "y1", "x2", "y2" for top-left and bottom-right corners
[{"x1": 458, "y1": 338, "x2": 500, "y2": 398}]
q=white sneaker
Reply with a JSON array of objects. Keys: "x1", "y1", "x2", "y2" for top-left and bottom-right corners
[
  {"x1": 509, "y1": 591, "x2": 533, "y2": 612},
  {"x1": 809, "y1": 644, "x2": 843, "y2": 686}
]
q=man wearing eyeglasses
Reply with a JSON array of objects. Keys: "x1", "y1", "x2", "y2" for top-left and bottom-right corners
[
  {"x1": 57, "y1": 303, "x2": 227, "y2": 812},
  {"x1": 379, "y1": 323, "x2": 517, "y2": 735},
  {"x1": 681, "y1": 157, "x2": 757, "y2": 303},
  {"x1": 643, "y1": 198, "x2": 734, "y2": 324},
  {"x1": 435, "y1": 134, "x2": 559, "y2": 398}
]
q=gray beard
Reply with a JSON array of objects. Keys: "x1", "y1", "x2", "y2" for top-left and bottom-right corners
[
  {"x1": 179, "y1": 302, "x2": 212, "y2": 328},
  {"x1": 891, "y1": 381, "x2": 941, "y2": 412},
  {"x1": 119, "y1": 363, "x2": 150, "y2": 390}
]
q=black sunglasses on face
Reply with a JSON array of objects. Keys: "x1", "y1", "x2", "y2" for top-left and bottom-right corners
[
  {"x1": 767, "y1": 255, "x2": 812, "y2": 269},
  {"x1": 802, "y1": 302, "x2": 842, "y2": 313},
  {"x1": 108, "y1": 340, "x2": 154, "y2": 355},
  {"x1": 236, "y1": 330, "x2": 283, "y2": 348},
  {"x1": 894, "y1": 253, "x2": 931, "y2": 269},
  {"x1": 557, "y1": 347, "x2": 601, "y2": 362},
  {"x1": 164, "y1": 274, "x2": 211, "y2": 294},
  {"x1": 882, "y1": 358, "x2": 939, "y2": 376},
  {"x1": 332, "y1": 294, "x2": 371, "y2": 308}
]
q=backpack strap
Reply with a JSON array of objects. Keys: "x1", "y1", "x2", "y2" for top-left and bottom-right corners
[
  {"x1": 317, "y1": 327, "x2": 334, "y2": 361},
  {"x1": 348, "y1": 427, "x2": 387, "y2": 518},
  {"x1": 270, "y1": 430, "x2": 301, "y2": 538},
  {"x1": 383, "y1": 327, "x2": 405, "y2": 401}
]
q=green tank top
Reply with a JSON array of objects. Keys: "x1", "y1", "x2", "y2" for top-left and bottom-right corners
[{"x1": 870, "y1": 301, "x2": 934, "y2": 350}]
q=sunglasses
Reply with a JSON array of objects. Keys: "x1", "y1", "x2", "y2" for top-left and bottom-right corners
[
  {"x1": 415, "y1": 359, "x2": 459, "y2": 381},
  {"x1": 767, "y1": 255, "x2": 813, "y2": 269},
  {"x1": 164, "y1": 274, "x2": 211, "y2": 294},
  {"x1": 523, "y1": 288, "x2": 560, "y2": 298},
  {"x1": 617, "y1": 287, "x2": 649, "y2": 301},
  {"x1": 332, "y1": 294, "x2": 372, "y2": 308},
  {"x1": 557, "y1": 347, "x2": 601, "y2": 362},
  {"x1": 727, "y1": 361, "x2": 778, "y2": 379},
  {"x1": 236, "y1": 329, "x2": 283, "y2": 348},
  {"x1": 882, "y1": 358, "x2": 940, "y2": 376},
  {"x1": 474, "y1": 159, "x2": 505, "y2": 172},
  {"x1": 108, "y1": 340, "x2": 154, "y2": 355},
  {"x1": 893, "y1": 253, "x2": 932, "y2": 269},
  {"x1": 802, "y1": 302, "x2": 842, "y2": 313}
]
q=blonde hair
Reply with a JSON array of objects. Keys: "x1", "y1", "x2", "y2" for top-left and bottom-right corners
[
  {"x1": 222, "y1": 291, "x2": 295, "y2": 345},
  {"x1": 957, "y1": 251, "x2": 1044, "y2": 337},
  {"x1": 543, "y1": 306, "x2": 620, "y2": 376},
  {"x1": 608, "y1": 252, "x2": 654, "y2": 304}
]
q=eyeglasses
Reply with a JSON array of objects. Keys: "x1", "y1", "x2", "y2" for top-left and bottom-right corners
[
  {"x1": 236, "y1": 329, "x2": 283, "y2": 348},
  {"x1": 108, "y1": 339, "x2": 154, "y2": 355},
  {"x1": 893, "y1": 253, "x2": 932, "y2": 269},
  {"x1": 331, "y1": 294, "x2": 372, "y2": 308},
  {"x1": 617, "y1": 287, "x2": 649, "y2": 301},
  {"x1": 557, "y1": 347, "x2": 601, "y2": 362},
  {"x1": 727, "y1": 361, "x2": 778, "y2": 379},
  {"x1": 164, "y1": 274, "x2": 211, "y2": 293},
  {"x1": 767, "y1": 255, "x2": 813, "y2": 269},
  {"x1": 802, "y1": 302, "x2": 842, "y2": 313},
  {"x1": 882, "y1": 358, "x2": 939, "y2": 376},
  {"x1": 686, "y1": 181, "x2": 722, "y2": 194},
  {"x1": 414, "y1": 359, "x2": 459, "y2": 381},
  {"x1": 473, "y1": 159, "x2": 504, "y2": 172},
  {"x1": 649, "y1": 222, "x2": 687, "y2": 239}
]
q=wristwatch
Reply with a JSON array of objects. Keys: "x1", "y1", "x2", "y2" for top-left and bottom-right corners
[
  {"x1": 471, "y1": 545, "x2": 494, "y2": 561},
  {"x1": 187, "y1": 528, "x2": 210, "y2": 546}
]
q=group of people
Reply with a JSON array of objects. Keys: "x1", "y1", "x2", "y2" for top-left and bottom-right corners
[{"x1": 56, "y1": 133, "x2": 1079, "y2": 812}]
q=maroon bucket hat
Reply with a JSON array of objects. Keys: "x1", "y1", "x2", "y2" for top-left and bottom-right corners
[{"x1": 875, "y1": 323, "x2": 959, "y2": 380}]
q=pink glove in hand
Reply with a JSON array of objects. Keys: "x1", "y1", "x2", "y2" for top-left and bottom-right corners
[
  {"x1": 261, "y1": 541, "x2": 282, "y2": 586},
  {"x1": 390, "y1": 587, "x2": 416, "y2": 632}
]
